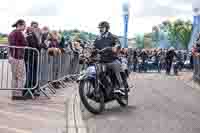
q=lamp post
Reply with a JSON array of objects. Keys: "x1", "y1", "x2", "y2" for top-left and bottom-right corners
[{"x1": 122, "y1": 0, "x2": 130, "y2": 48}]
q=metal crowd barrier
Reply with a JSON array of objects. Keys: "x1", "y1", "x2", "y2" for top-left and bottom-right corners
[
  {"x1": 39, "y1": 49, "x2": 80, "y2": 98},
  {"x1": 0, "y1": 45, "x2": 40, "y2": 98},
  {"x1": 0, "y1": 45, "x2": 80, "y2": 99}
]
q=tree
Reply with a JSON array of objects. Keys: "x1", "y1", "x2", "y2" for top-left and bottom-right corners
[
  {"x1": 160, "y1": 20, "x2": 179, "y2": 47},
  {"x1": 144, "y1": 33, "x2": 153, "y2": 48},
  {"x1": 176, "y1": 20, "x2": 192, "y2": 49},
  {"x1": 135, "y1": 34, "x2": 144, "y2": 49},
  {"x1": 152, "y1": 26, "x2": 160, "y2": 47},
  {"x1": 61, "y1": 29, "x2": 97, "y2": 42},
  {"x1": 159, "y1": 19, "x2": 192, "y2": 49}
]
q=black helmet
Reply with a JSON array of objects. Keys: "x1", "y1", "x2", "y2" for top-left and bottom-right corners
[{"x1": 98, "y1": 21, "x2": 110, "y2": 30}]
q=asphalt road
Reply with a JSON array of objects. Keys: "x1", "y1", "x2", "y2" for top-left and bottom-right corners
[
  {"x1": 0, "y1": 79, "x2": 76, "y2": 133},
  {"x1": 83, "y1": 72, "x2": 200, "y2": 133}
]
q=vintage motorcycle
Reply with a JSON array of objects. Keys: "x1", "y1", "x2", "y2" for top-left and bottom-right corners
[{"x1": 78, "y1": 48, "x2": 130, "y2": 114}]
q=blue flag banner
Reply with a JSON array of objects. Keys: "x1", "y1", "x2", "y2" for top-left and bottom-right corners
[
  {"x1": 123, "y1": 15, "x2": 129, "y2": 48},
  {"x1": 188, "y1": 15, "x2": 200, "y2": 50},
  {"x1": 122, "y1": 1, "x2": 130, "y2": 48}
]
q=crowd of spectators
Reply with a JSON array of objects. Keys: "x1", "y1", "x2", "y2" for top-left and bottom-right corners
[
  {"x1": 8, "y1": 19, "x2": 82, "y2": 100},
  {"x1": 127, "y1": 47, "x2": 193, "y2": 74}
]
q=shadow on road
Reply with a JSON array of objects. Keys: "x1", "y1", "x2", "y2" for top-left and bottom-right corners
[
  {"x1": 82, "y1": 104, "x2": 137, "y2": 120},
  {"x1": 104, "y1": 105, "x2": 137, "y2": 115}
]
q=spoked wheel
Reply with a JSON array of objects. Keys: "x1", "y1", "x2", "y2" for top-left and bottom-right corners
[
  {"x1": 117, "y1": 88, "x2": 128, "y2": 107},
  {"x1": 79, "y1": 80, "x2": 105, "y2": 114}
]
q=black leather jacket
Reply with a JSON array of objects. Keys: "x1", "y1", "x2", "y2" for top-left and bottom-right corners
[{"x1": 93, "y1": 32, "x2": 121, "y2": 63}]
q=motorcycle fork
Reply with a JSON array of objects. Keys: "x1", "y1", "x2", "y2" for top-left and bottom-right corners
[{"x1": 101, "y1": 72, "x2": 114, "y2": 99}]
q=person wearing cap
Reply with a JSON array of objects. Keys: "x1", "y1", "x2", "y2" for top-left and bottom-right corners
[
  {"x1": 93, "y1": 21, "x2": 126, "y2": 96},
  {"x1": 8, "y1": 19, "x2": 27, "y2": 100}
]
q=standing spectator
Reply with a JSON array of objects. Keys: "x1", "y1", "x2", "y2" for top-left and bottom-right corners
[
  {"x1": 24, "y1": 27, "x2": 40, "y2": 97},
  {"x1": 165, "y1": 47, "x2": 177, "y2": 75},
  {"x1": 47, "y1": 31, "x2": 62, "y2": 83},
  {"x1": 48, "y1": 31, "x2": 61, "y2": 48},
  {"x1": 132, "y1": 49, "x2": 138, "y2": 72},
  {"x1": 127, "y1": 48, "x2": 133, "y2": 72},
  {"x1": 58, "y1": 32, "x2": 66, "y2": 54},
  {"x1": 41, "y1": 26, "x2": 50, "y2": 49},
  {"x1": 139, "y1": 49, "x2": 148, "y2": 63},
  {"x1": 8, "y1": 19, "x2": 27, "y2": 100},
  {"x1": 31, "y1": 21, "x2": 42, "y2": 44},
  {"x1": 70, "y1": 39, "x2": 82, "y2": 74},
  {"x1": 39, "y1": 26, "x2": 50, "y2": 87}
]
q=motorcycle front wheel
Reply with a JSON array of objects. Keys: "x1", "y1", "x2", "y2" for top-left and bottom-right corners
[
  {"x1": 117, "y1": 89, "x2": 128, "y2": 107},
  {"x1": 79, "y1": 80, "x2": 105, "y2": 114}
]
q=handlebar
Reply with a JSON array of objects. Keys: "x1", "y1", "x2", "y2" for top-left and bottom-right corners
[{"x1": 92, "y1": 47, "x2": 111, "y2": 53}]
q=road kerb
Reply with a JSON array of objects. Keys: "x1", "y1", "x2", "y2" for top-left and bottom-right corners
[{"x1": 67, "y1": 90, "x2": 87, "y2": 133}]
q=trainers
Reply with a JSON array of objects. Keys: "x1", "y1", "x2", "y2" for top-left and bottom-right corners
[
  {"x1": 34, "y1": 92, "x2": 40, "y2": 97},
  {"x1": 114, "y1": 89, "x2": 125, "y2": 96}
]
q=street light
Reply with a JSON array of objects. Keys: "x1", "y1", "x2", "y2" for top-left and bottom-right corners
[{"x1": 122, "y1": 0, "x2": 130, "y2": 48}]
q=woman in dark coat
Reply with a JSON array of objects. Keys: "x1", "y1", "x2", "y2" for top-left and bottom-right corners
[{"x1": 24, "y1": 27, "x2": 41, "y2": 97}]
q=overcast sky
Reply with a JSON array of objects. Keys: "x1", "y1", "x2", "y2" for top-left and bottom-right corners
[{"x1": 0, "y1": 0, "x2": 195, "y2": 37}]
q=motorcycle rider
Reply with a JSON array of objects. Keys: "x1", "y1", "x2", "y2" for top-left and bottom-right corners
[
  {"x1": 165, "y1": 47, "x2": 178, "y2": 75},
  {"x1": 93, "y1": 21, "x2": 125, "y2": 96}
]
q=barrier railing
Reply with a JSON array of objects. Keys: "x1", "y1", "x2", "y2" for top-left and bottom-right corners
[
  {"x1": 0, "y1": 46, "x2": 40, "y2": 98},
  {"x1": 39, "y1": 49, "x2": 80, "y2": 98},
  {"x1": 0, "y1": 46, "x2": 80, "y2": 99}
]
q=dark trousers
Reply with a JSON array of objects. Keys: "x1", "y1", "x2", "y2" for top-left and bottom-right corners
[
  {"x1": 23, "y1": 56, "x2": 38, "y2": 95},
  {"x1": 71, "y1": 53, "x2": 80, "y2": 74},
  {"x1": 166, "y1": 60, "x2": 172, "y2": 74},
  {"x1": 133, "y1": 60, "x2": 138, "y2": 72},
  {"x1": 106, "y1": 60, "x2": 124, "y2": 88}
]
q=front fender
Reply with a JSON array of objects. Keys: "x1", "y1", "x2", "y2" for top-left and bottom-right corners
[{"x1": 77, "y1": 71, "x2": 96, "y2": 82}]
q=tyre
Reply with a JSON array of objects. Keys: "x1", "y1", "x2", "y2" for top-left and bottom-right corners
[{"x1": 79, "y1": 80, "x2": 105, "y2": 114}]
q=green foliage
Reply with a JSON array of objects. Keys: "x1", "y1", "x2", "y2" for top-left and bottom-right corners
[
  {"x1": 0, "y1": 33, "x2": 8, "y2": 44},
  {"x1": 152, "y1": 26, "x2": 160, "y2": 47},
  {"x1": 0, "y1": 37, "x2": 8, "y2": 44},
  {"x1": 159, "y1": 19, "x2": 192, "y2": 49},
  {"x1": 61, "y1": 30, "x2": 97, "y2": 42},
  {"x1": 135, "y1": 34, "x2": 144, "y2": 49},
  {"x1": 176, "y1": 20, "x2": 192, "y2": 49},
  {"x1": 160, "y1": 20, "x2": 179, "y2": 47}
]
